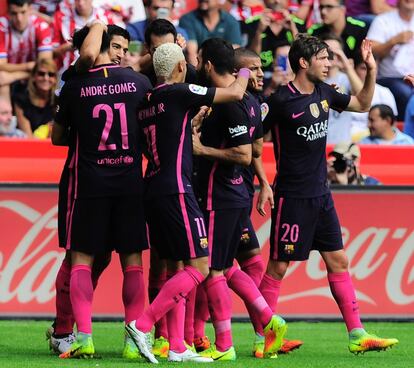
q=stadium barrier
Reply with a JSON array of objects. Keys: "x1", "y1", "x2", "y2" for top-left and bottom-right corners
[{"x1": 0, "y1": 184, "x2": 413, "y2": 319}]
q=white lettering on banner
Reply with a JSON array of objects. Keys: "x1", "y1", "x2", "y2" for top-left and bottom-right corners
[
  {"x1": 0, "y1": 201, "x2": 64, "y2": 304},
  {"x1": 386, "y1": 230, "x2": 414, "y2": 305},
  {"x1": 256, "y1": 219, "x2": 414, "y2": 306}
]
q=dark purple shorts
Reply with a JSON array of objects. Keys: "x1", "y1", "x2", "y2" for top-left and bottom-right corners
[
  {"x1": 145, "y1": 193, "x2": 209, "y2": 261},
  {"x1": 270, "y1": 193, "x2": 343, "y2": 261}
]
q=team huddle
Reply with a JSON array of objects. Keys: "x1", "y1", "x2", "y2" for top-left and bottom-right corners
[{"x1": 48, "y1": 18, "x2": 399, "y2": 363}]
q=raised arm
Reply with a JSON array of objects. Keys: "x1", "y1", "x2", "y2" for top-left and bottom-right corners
[
  {"x1": 75, "y1": 21, "x2": 108, "y2": 73},
  {"x1": 347, "y1": 39, "x2": 376, "y2": 112},
  {"x1": 213, "y1": 68, "x2": 250, "y2": 103}
]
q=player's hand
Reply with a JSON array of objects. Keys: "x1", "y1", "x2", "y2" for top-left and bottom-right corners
[
  {"x1": 256, "y1": 182, "x2": 274, "y2": 217},
  {"x1": 192, "y1": 127, "x2": 204, "y2": 156},
  {"x1": 176, "y1": 33, "x2": 187, "y2": 50},
  {"x1": 404, "y1": 74, "x2": 414, "y2": 86},
  {"x1": 191, "y1": 106, "x2": 209, "y2": 131},
  {"x1": 360, "y1": 39, "x2": 376, "y2": 72},
  {"x1": 87, "y1": 19, "x2": 108, "y2": 32}
]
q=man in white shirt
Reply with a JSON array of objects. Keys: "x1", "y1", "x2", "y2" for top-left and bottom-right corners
[{"x1": 367, "y1": 0, "x2": 414, "y2": 120}]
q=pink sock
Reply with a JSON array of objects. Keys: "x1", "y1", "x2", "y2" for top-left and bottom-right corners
[
  {"x1": 123, "y1": 265, "x2": 145, "y2": 324},
  {"x1": 54, "y1": 259, "x2": 74, "y2": 335},
  {"x1": 149, "y1": 270, "x2": 168, "y2": 339},
  {"x1": 184, "y1": 286, "x2": 196, "y2": 345},
  {"x1": 240, "y1": 255, "x2": 264, "y2": 287},
  {"x1": 225, "y1": 267, "x2": 273, "y2": 327},
  {"x1": 194, "y1": 284, "x2": 209, "y2": 339},
  {"x1": 328, "y1": 272, "x2": 363, "y2": 332},
  {"x1": 257, "y1": 273, "x2": 282, "y2": 336},
  {"x1": 136, "y1": 266, "x2": 204, "y2": 333},
  {"x1": 167, "y1": 297, "x2": 186, "y2": 353},
  {"x1": 70, "y1": 264, "x2": 93, "y2": 334},
  {"x1": 205, "y1": 275, "x2": 233, "y2": 352}
]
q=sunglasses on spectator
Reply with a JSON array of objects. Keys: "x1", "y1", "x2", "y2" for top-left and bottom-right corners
[
  {"x1": 319, "y1": 5, "x2": 342, "y2": 10},
  {"x1": 36, "y1": 71, "x2": 56, "y2": 77}
]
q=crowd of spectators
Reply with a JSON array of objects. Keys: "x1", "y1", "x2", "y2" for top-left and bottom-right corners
[{"x1": 0, "y1": 0, "x2": 413, "y2": 153}]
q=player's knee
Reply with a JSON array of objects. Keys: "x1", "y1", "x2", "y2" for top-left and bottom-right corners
[{"x1": 266, "y1": 260, "x2": 288, "y2": 280}]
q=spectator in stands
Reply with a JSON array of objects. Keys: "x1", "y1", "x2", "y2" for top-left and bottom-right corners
[
  {"x1": 327, "y1": 142, "x2": 380, "y2": 185},
  {"x1": 345, "y1": 0, "x2": 395, "y2": 25},
  {"x1": 52, "y1": 0, "x2": 116, "y2": 76},
  {"x1": 127, "y1": 0, "x2": 188, "y2": 43},
  {"x1": 359, "y1": 104, "x2": 414, "y2": 145},
  {"x1": 321, "y1": 33, "x2": 363, "y2": 143},
  {"x1": 262, "y1": 43, "x2": 294, "y2": 96},
  {"x1": 367, "y1": 0, "x2": 414, "y2": 121},
  {"x1": 0, "y1": 95, "x2": 26, "y2": 137},
  {"x1": 307, "y1": 0, "x2": 368, "y2": 60},
  {"x1": 246, "y1": 0, "x2": 304, "y2": 86},
  {"x1": 14, "y1": 58, "x2": 57, "y2": 138},
  {"x1": 0, "y1": 0, "x2": 53, "y2": 99},
  {"x1": 347, "y1": 51, "x2": 398, "y2": 141},
  {"x1": 179, "y1": 0, "x2": 242, "y2": 65}
]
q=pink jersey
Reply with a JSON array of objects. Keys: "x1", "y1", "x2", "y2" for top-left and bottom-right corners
[
  {"x1": 53, "y1": 7, "x2": 115, "y2": 74},
  {"x1": 0, "y1": 15, "x2": 52, "y2": 63}
]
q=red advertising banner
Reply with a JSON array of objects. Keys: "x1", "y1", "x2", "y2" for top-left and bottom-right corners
[{"x1": 0, "y1": 186, "x2": 413, "y2": 318}]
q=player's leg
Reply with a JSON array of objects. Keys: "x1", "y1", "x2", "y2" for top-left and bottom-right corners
[
  {"x1": 193, "y1": 284, "x2": 211, "y2": 352},
  {"x1": 318, "y1": 194, "x2": 398, "y2": 353},
  {"x1": 126, "y1": 194, "x2": 210, "y2": 363},
  {"x1": 59, "y1": 250, "x2": 96, "y2": 358},
  {"x1": 112, "y1": 195, "x2": 148, "y2": 359},
  {"x1": 149, "y1": 249, "x2": 169, "y2": 358}
]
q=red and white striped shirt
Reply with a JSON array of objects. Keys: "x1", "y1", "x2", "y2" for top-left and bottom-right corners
[
  {"x1": 53, "y1": 7, "x2": 115, "y2": 75},
  {"x1": 0, "y1": 15, "x2": 53, "y2": 63}
]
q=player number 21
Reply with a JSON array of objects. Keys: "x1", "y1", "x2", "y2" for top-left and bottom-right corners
[{"x1": 93, "y1": 103, "x2": 128, "y2": 151}]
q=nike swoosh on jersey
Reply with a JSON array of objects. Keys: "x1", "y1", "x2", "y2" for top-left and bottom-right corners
[{"x1": 292, "y1": 112, "x2": 305, "y2": 119}]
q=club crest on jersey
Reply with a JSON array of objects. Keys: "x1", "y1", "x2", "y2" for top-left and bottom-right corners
[
  {"x1": 189, "y1": 84, "x2": 208, "y2": 95},
  {"x1": 200, "y1": 237, "x2": 208, "y2": 248},
  {"x1": 284, "y1": 244, "x2": 295, "y2": 254},
  {"x1": 309, "y1": 103, "x2": 320, "y2": 118},
  {"x1": 260, "y1": 102, "x2": 269, "y2": 122},
  {"x1": 321, "y1": 99, "x2": 329, "y2": 112}
]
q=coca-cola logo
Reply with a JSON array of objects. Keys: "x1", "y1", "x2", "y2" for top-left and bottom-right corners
[
  {"x1": 0, "y1": 200, "x2": 64, "y2": 305},
  {"x1": 255, "y1": 219, "x2": 414, "y2": 307}
]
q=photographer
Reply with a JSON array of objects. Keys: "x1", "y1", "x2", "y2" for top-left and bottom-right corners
[{"x1": 327, "y1": 142, "x2": 380, "y2": 185}]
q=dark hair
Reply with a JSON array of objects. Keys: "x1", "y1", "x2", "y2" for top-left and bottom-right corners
[
  {"x1": 234, "y1": 47, "x2": 260, "y2": 69},
  {"x1": 72, "y1": 26, "x2": 110, "y2": 54},
  {"x1": 289, "y1": 34, "x2": 329, "y2": 74},
  {"x1": 200, "y1": 38, "x2": 235, "y2": 75},
  {"x1": 144, "y1": 18, "x2": 177, "y2": 46},
  {"x1": 144, "y1": 0, "x2": 175, "y2": 7},
  {"x1": 8, "y1": 0, "x2": 30, "y2": 7},
  {"x1": 370, "y1": 104, "x2": 395, "y2": 125},
  {"x1": 107, "y1": 24, "x2": 130, "y2": 42}
]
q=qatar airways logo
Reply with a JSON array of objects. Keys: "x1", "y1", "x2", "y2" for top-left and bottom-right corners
[
  {"x1": 229, "y1": 125, "x2": 248, "y2": 138},
  {"x1": 297, "y1": 120, "x2": 328, "y2": 141}
]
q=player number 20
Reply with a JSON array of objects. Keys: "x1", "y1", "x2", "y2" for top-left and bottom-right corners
[
  {"x1": 280, "y1": 223, "x2": 299, "y2": 243},
  {"x1": 93, "y1": 103, "x2": 129, "y2": 151}
]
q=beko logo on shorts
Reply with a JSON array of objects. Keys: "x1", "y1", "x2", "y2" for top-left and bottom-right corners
[
  {"x1": 229, "y1": 125, "x2": 248, "y2": 138},
  {"x1": 296, "y1": 120, "x2": 328, "y2": 141}
]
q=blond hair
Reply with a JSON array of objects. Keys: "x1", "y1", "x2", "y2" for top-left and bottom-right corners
[
  {"x1": 28, "y1": 58, "x2": 57, "y2": 106},
  {"x1": 153, "y1": 43, "x2": 185, "y2": 79}
]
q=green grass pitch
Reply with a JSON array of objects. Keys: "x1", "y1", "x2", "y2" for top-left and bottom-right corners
[{"x1": 0, "y1": 320, "x2": 411, "y2": 367}]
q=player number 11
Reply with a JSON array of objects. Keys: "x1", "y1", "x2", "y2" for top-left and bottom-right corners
[{"x1": 93, "y1": 103, "x2": 129, "y2": 151}]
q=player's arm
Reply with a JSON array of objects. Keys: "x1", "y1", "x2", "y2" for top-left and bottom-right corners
[
  {"x1": 213, "y1": 68, "x2": 250, "y2": 103},
  {"x1": 253, "y1": 154, "x2": 274, "y2": 216},
  {"x1": 193, "y1": 131, "x2": 252, "y2": 166},
  {"x1": 346, "y1": 39, "x2": 376, "y2": 112},
  {"x1": 75, "y1": 21, "x2": 108, "y2": 73},
  {"x1": 37, "y1": 50, "x2": 53, "y2": 59}
]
